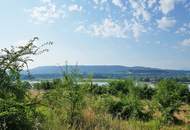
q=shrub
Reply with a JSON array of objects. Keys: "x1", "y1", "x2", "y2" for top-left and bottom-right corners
[
  {"x1": 90, "y1": 84, "x2": 110, "y2": 95},
  {"x1": 108, "y1": 79, "x2": 134, "y2": 95},
  {"x1": 154, "y1": 79, "x2": 189, "y2": 124},
  {"x1": 108, "y1": 96, "x2": 152, "y2": 121},
  {"x1": 33, "y1": 79, "x2": 62, "y2": 90},
  {"x1": 138, "y1": 84, "x2": 155, "y2": 100},
  {"x1": 0, "y1": 37, "x2": 52, "y2": 129},
  {"x1": 43, "y1": 70, "x2": 86, "y2": 128},
  {"x1": 178, "y1": 84, "x2": 190, "y2": 103}
]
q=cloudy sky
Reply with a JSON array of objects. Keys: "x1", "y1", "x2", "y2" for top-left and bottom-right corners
[{"x1": 0, "y1": 0, "x2": 190, "y2": 69}]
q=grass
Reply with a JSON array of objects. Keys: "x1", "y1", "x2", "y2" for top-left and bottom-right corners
[
  {"x1": 28, "y1": 81, "x2": 190, "y2": 130},
  {"x1": 33, "y1": 91, "x2": 190, "y2": 130},
  {"x1": 38, "y1": 105, "x2": 190, "y2": 130}
]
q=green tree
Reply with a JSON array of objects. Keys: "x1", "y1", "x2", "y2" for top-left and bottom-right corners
[
  {"x1": 0, "y1": 37, "x2": 52, "y2": 130},
  {"x1": 43, "y1": 67, "x2": 86, "y2": 128}
]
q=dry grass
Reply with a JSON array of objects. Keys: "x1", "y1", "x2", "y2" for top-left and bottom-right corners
[
  {"x1": 28, "y1": 89, "x2": 45, "y2": 99},
  {"x1": 81, "y1": 104, "x2": 190, "y2": 130},
  {"x1": 174, "y1": 104, "x2": 190, "y2": 124}
]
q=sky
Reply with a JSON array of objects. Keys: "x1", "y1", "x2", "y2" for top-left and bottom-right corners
[{"x1": 0, "y1": 0, "x2": 190, "y2": 70}]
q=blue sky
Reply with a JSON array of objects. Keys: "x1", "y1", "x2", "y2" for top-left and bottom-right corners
[{"x1": 0, "y1": 0, "x2": 190, "y2": 69}]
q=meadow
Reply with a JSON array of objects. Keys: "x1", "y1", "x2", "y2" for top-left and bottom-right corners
[{"x1": 30, "y1": 75, "x2": 190, "y2": 130}]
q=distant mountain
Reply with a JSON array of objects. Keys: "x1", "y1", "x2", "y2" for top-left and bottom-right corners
[
  {"x1": 21, "y1": 65, "x2": 190, "y2": 80},
  {"x1": 24, "y1": 65, "x2": 128, "y2": 74}
]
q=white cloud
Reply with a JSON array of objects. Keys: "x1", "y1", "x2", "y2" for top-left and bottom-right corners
[
  {"x1": 91, "y1": 19, "x2": 129, "y2": 38},
  {"x1": 27, "y1": 0, "x2": 186, "y2": 41},
  {"x1": 183, "y1": 22, "x2": 190, "y2": 28},
  {"x1": 92, "y1": 0, "x2": 109, "y2": 11},
  {"x1": 93, "y1": 0, "x2": 107, "y2": 5},
  {"x1": 157, "y1": 17, "x2": 176, "y2": 30},
  {"x1": 179, "y1": 38, "x2": 190, "y2": 46},
  {"x1": 131, "y1": 22, "x2": 146, "y2": 40},
  {"x1": 135, "y1": 7, "x2": 150, "y2": 21},
  {"x1": 76, "y1": 18, "x2": 147, "y2": 40},
  {"x1": 129, "y1": 0, "x2": 151, "y2": 21},
  {"x1": 176, "y1": 22, "x2": 190, "y2": 34},
  {"x1": 28, "y1": 1, "x2": 64, "y2": 24},
  {"x1": 93, "y1": 0, "x2": 99, "y2": 4},
  {"x1": 176, "y1": 27, "x2": 187, "y2": 34},
  {"x1": 146, "y1": 0, "x2": 156, "y2": 8},
  {"x1": 77, "y1": 18, "x2": 129, "y2": 38},
  {"x1": 184, "y1": 1, "x2": 190, "y2": 11},
  {"x1": 75, "y1": 25, "x2": 87, "y2": 32},
  {"x1": 159, "y1": 0, "x2": 180, "y2": 14},
  {"x1": 112, "y1": 0, "x2": 126, "y2": 10},
  {"x1": 68, "y1": 4, "x2": 83, "y2": 12},
  {"x1": 40, "y1": 0, "x2": 51, "y2": 4},
  {"x1": 112, "y1": 0, "x2": 122, "y2": 7}
]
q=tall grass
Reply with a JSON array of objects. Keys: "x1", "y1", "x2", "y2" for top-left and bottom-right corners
[{"x1": 34, "y1": 73, "x2": 190, "y2": 130}]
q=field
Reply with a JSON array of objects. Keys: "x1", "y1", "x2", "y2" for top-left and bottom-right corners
[{"x1": 28, "y1": 78, "x2": 190, "y2": 130}]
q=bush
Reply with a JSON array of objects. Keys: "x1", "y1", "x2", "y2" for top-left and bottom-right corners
[
  {"x1": 33, "y1": 79, "x2": 62, "y2": 90},
  {"x1": 90, "y1": 84, "x2": 110, "y2": 95},
  {"x1": 108, "y1": 96, "x2": 152, "y2": 121},
  {"x1": 178, "y1": 84, "x2": 190, "y2": 103},
  {"x1": 0, "y1": 37, "x2": 52, "y2": 129},
  {"x1": 43, "y1": 71, "x2": 86, "y2": 128},
  {"x1": 154, "y1": 79, "x2": 190, "y2": 124},
  {"x1": 138, "y1": 84, "x2": 155, "y2": 100},
  {"x1": 108, "y1": 79, "x2": 134, "y2": 95}
]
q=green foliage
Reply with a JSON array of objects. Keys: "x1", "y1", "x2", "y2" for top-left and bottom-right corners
[
  {"x1": 0, "y1": 98, "x2": 43, "y2": 130},
  {"x1": 89, "y1": 84, "x2": 110, "y2": 95},
  {"x1": 0, "y1": 37, "x2": 52, "y2": 130},
  {"x1": 1, "y1": 38, "x2": 190, "y2": 129},
  {"x1": 108, "y1": 79, "x2": 134, "y2": 95},
  {"x1": 32, "y1": 76, "x2": 190, "y2": 129},
  {"x1": 33, "y1": 79, "x2": 62, "y2": 90},
  {"x1": 154, "y1": 79, "x2": 189, "y2": 124},
  {"x1": 136, "y1": 84, "x2": 156, "y2": 100},
  {"x1": 43, "y1": 69, "x2": 86, "y2": 128},
  {"x1": 178, "y1": 84, "x2": 190, "y2": 103},
  {"x1": 108, "y1": 96, "x2": 153, "y2": 121}
]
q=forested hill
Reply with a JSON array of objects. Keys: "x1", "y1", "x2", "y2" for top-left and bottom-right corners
[{"x1": 21, "y1": 65, "x2": 190, "y2": 80}]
